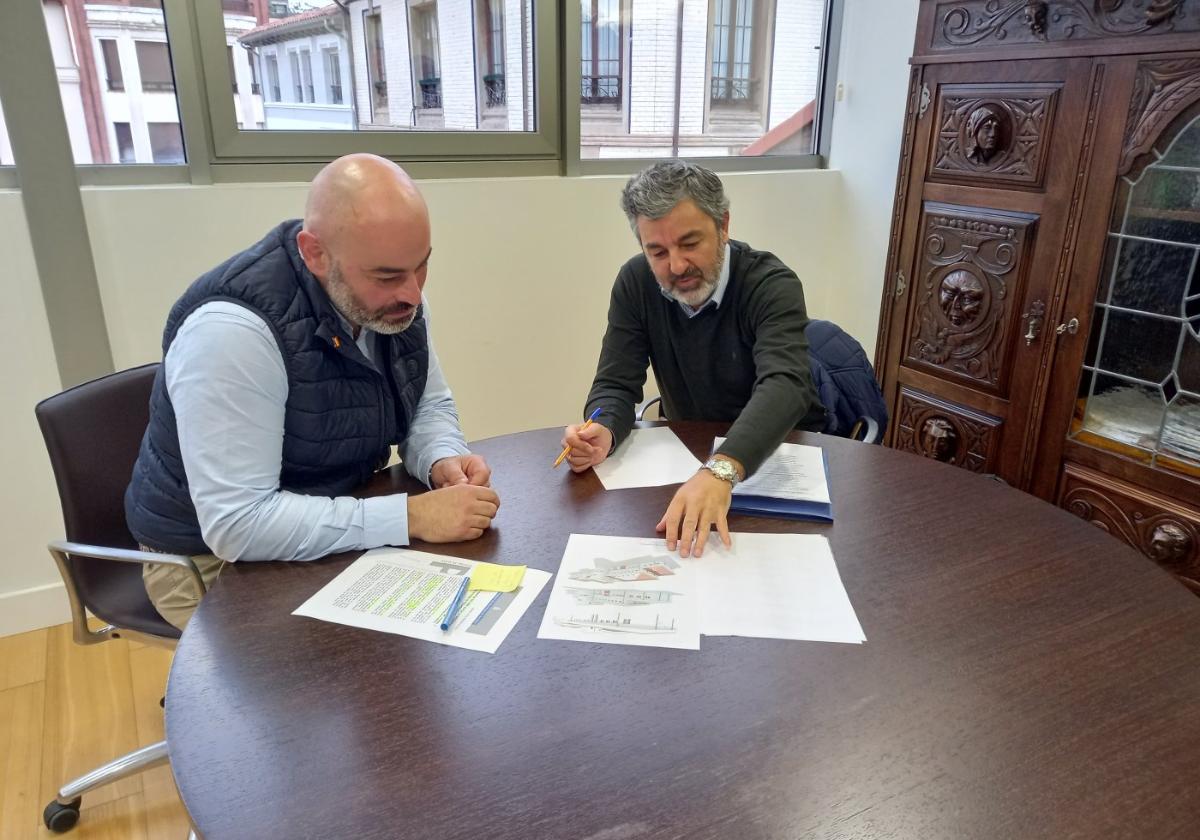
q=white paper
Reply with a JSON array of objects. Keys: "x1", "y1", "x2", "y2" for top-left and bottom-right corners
[
  {"x1": 715, "y1": 437, "x2": 830, "y2": 503},
  {"x1": 593, "y1": 427, "x2": 702, "y2": 490},
  {"x1": 292, "y1": 547, "x2": 551, "y2": 654},
  {"x1": 537, "y1": 534, "x2": 700, "y2": 650},
  {"x1": 693, "y1": 533, "x2": 864, "y2": 643}
]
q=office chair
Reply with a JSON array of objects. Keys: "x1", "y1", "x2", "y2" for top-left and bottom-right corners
[
  {"x1": 632, "y1": 320, "x2": 887, "y2": 444},
  {"x1": 34, "y1": 363, "x2": 205, "y2": 834},
  {"x1": 634, "y1": 395, "x2": 880, "y2": 444}
]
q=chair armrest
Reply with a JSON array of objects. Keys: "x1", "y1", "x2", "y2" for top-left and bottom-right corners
[
  {"x1": 47, "y1": 540, "x2": 207, "y2": 594},
  {"x1": 855, "y1": 416, "x2": 881, "y2": 445},
  {"x1": 635, "y1": 396, "x2": 663, "y2": 421}
]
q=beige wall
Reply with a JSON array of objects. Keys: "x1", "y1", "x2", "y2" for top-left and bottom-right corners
[
  {"x1": 827, "y1": 0, "x2": 921, "y2": 361},
  {"x1": 82, "y1": 170, "x2": 843, "y2": 444},
  {"x1": 0, "y1": 191, "x2": 71, "y2": 635}
]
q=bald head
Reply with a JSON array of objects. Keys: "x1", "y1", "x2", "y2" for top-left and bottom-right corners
[
  {"x1": 296, "y1": 154, "x2": 434, "y2": 334},
  {"x1": 303, "y1": 154, "x2": 428, "y2": 250}
]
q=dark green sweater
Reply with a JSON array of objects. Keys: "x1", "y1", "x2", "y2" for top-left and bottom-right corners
[{"x1": 584, "y1": 239, "x2": 824, "y2": 477}]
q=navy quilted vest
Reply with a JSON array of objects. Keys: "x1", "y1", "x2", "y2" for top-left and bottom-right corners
[{"x1": 125, "y1": 220, "x2": 429, "y2": 555}]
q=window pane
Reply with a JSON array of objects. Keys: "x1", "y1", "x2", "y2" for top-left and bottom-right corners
[
  {"x1": 35, "y1": 0, "x2": 190, "y2": 165},
  {"x1": 0, "y1": 98, "x2": 13, "y2": 166},
  {"x1": 114, "y1": 122, "x2": 136, "y2": 163},
  {"x1": 239, "y1": 0, "x2": 536, "y2": 133},
  {"x1": 580, "y1": 0, "x2": 828, "y2": 159},
  {"x1": 148, "y1": 121, "x2": 185, "y2": 163}
]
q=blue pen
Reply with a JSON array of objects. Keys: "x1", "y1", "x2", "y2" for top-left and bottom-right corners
[
  {"x1": 555, "y1": 406, "x2": 603, "y2": 468},
  {"x1": 440, "y1": 576, "x2": 471, "y2": 631}
]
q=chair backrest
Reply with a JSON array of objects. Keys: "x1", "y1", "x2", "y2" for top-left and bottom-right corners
[
  {"x1": 35, "y1": 364, "x2": 161, "y2": 623},
  {"x1": 805, "y1": 319, "x2": 889, "y2": 443}
]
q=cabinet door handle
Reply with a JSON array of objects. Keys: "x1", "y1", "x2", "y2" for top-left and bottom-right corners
[
  {"x1": 1022, "y1": 301, "x2": 1046, "y2": 346},
  {"x1": 1056, "y1": 317, "x2": 1079, "y2": 336}
]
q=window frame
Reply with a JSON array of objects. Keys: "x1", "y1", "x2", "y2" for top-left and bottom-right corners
[
  {"x1": 0, "y1": 0, "x2": 843, "y2": 187},
  {"x1": 193, "y1": 0, "x2": 560, "y2": 162},
  {"x1": 564, "y1": 0, "x2": 841, "y2": 176}
]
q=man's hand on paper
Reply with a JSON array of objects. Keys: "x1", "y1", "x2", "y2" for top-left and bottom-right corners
[
  {"x1": 657, "y1": 464, "x2": 739, "y2": 558},
  {"x1": 431, "y1": 453, "x2": 492, "y2": 488},
  {"x1": 561, "y1": 422, "x2": 614, "y2": 473},
  {"x1": 408, "y1": 484, "x2": 500, "y2": 543}
]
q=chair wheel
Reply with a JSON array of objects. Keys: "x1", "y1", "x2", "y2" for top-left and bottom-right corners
[{"x1": 43, "y1": 797, "x2": 82, "y2": 832}]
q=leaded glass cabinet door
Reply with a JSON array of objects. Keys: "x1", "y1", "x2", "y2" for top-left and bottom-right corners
[
  {"x1": 1037, "y1": 58, "x2": 1200, "y2": 596},
  {"x1": 1075, "y1": 118, "x2": 1200, "y2": 479}
]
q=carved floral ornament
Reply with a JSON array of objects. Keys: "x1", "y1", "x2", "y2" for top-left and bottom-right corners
[{"x1": 939, "y1": 0, "x2": 1188, "y2": 46}]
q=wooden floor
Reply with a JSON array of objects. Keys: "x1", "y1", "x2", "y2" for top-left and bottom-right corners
[{"x1": 0, "y1": 622, "x2": 192, "y2": 839}]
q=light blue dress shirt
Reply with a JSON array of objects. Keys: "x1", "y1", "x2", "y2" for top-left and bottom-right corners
[
  {"x1": 657, "y1": 243, "x2": 732, "y2": 317},
  {"x1": 164, "y1": 295, "x2": 469, "y2": 562}
]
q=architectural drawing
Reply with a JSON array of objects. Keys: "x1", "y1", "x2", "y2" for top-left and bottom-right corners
[
  {"x1": 567, "y1": 554, "x2": 680, "y2": 583},
  {"x1": 564, "y1": 587, "x2": 680, "y2": 607},
  {"x1": 553, "y1": 612, "x2": 678, "y2": 635}
]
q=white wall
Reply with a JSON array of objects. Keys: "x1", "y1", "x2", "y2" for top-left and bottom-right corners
[
  {"x1": 0, "y1": 192, "x2": 72, "y2": 636},
  {"x1": 826, "y1": 0, "x2": 921, "y2": 360},
  {"x1": 82, "y1": 169, "x2": 841, "y2": 445}
]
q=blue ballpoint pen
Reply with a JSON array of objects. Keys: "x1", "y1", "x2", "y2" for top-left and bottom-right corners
[{"x1": 440, "y1": 576, "x2": 471, "y2": 631}]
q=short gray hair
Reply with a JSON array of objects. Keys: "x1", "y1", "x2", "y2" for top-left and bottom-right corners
[{"x1": 619, "y1": 161, "x2": 730, "y2": 237}]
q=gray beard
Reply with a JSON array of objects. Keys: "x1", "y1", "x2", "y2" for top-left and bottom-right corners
[
  {"x1": 668, "y1": 244, "x2": 725, "y2": 308},
  {"x1": 325, "y1": 263, "x2": 417, "y2": 335}
]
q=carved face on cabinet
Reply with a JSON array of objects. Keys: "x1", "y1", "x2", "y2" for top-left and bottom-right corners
[
  {"x1": 964, "y1": 105, "x2": 1007, "y2": 164},
  {"x1": 939, "y1": 269, "x2": 985, "y2": 328},
  {"x1": 1022, "y1": 1, "x2": 1047, "y2": 35},
  {"x1": 919, "y1": 417, "x2": 958, "y2": 462},
  {"x1": 1148, "y1": 521, "x2": 1192, "y2": 563}
]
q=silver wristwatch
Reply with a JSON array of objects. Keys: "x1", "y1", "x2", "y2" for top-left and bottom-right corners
[{"x1": 702, "y1": 457, "x2": 740, "y2": 487}]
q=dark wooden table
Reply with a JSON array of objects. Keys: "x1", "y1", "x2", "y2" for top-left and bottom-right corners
[{"x1": 165, "y1": 423, "x2": 1200, "y2": 840}]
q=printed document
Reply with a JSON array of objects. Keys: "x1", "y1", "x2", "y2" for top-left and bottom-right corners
[
  {"x1": 293, "y1": 547, "x2": 551, "y2": 654},
  {"x1": 593, "y1": 427, "x2": 701, "y2": 490},
  {"x1": 694, "y1": 533, "x2": 864, "y2": 643},
  {"x1": 715, "y1": 436, "x2": 830, "y2": 503}
]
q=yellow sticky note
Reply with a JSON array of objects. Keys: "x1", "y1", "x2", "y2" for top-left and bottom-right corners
[{"x1": 468, "y1": 562, "x2": 527, "y2": 593}]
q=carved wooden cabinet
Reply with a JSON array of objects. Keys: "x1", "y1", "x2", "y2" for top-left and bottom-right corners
[{"x1": 875, "y1": 0, "x2": 1200, "y2": 594}]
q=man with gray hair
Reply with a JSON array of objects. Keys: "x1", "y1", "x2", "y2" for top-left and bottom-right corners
[{"x1": 562, "y1": 161, "x2": 823, "y2": 558}]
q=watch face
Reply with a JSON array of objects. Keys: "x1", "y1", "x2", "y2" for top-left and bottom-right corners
[{"x1": 705, "y1": 459, "x2": 737, "y2": 484}]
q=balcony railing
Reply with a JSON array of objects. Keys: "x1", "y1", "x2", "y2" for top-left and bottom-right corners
[
  {"x1": 484, "y1": 73, "x2": 505, "y2": 108},
  {"x1": 418, "y1": 77, "x2": 441, "y2": 109},
  {"x1": 710, "y1": 76, "x2": 756, "y2": 106},
  {"x1": 581, "y1": 74, "x2": 619, "y2": 104}
]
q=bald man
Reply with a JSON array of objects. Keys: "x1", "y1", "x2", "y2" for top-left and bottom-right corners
[{"x1": 125, "y1": 154, "x2": 498, "y2": 630}]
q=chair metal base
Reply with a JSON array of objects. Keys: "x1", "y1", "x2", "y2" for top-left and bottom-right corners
[{"x1": 45, "y1": 741, "x2": 170, "y2": 833}]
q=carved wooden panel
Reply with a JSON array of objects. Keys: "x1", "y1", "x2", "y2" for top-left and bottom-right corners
[
  {"x1": 905, "y1": 204, "x2": 1038, "y2": 392},
  {"x1": 1121, "y1": 58, "x2": 1200, "y2": 175},
  {"x1": 894, "y1": 388, "x2": 1003, "y2": 473},
  {"x1": 930, "y1": 84, "x2": 1059, "y2": 188},
  {"x1": 931, "y1": 1, "x2": 1198, "y2": 50},
  {"x1": 1059, "y1": 463, "x2": 1200, "y2": 595}
]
